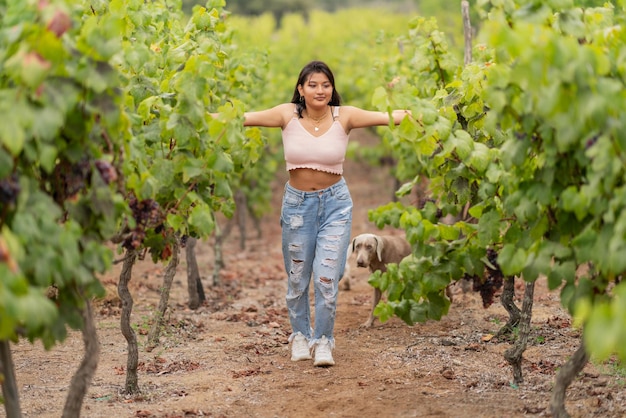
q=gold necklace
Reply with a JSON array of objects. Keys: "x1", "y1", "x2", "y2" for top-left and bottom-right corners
[{"x1": 307, "y1": 109, "x2": 329, "y2": 132}]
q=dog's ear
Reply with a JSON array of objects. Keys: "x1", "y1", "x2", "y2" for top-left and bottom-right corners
[
  {"x1": 351, "y1": 237, "x2": 356, "y2": 252},
  {"x1": 347, "y1": 238, "x2": 355, "y2": 257},
  {"x1": 375, "y1": 236, "x2": 383, "y2": 262}
]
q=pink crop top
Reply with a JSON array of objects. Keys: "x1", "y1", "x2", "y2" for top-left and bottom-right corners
[{"x1": 282, "y1": 105, "x2": 349, "y2": 175}]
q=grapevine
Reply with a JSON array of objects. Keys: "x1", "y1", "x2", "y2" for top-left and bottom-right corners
[
  {"x1": 368, "y1": 1, "x2": 626, "y2": 415},
  {"x1": 0, "y1": 0, "x2": 131, "y2": 413}
]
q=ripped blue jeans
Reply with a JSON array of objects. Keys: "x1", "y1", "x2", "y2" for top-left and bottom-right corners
[{"x1": 280, "y1": 177, "x2": 353, "y2": 349}]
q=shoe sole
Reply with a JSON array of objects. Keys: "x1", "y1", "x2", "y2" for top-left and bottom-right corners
[{"x1": 313, "y1": 358, "x2": 335, "y2": 367}]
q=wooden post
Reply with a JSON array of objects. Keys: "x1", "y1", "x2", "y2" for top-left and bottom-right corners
[{"x1": 462, "y1": 1, "x2": 472, "y2": 65}]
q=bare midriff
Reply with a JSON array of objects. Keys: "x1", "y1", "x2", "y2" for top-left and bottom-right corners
[{"x1": 288, "y1": 168, "x2": 342, "y2": 191}]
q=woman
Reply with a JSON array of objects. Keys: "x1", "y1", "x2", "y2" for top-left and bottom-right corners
[{"x1": 241, "y1": 60, "x2": 409, "y2": 367}]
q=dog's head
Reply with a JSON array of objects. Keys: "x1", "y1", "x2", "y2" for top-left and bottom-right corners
[{"x1": 350, "y1": 233, "x2": 383, "y2": 268}]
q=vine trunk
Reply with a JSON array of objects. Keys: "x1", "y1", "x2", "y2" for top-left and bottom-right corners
[
  {"x1": 118, "y1": 249, "x2": 139, "y2": 394},
  {"x1": 62, "y1": 297, "x2": 99, "y2": 418}
]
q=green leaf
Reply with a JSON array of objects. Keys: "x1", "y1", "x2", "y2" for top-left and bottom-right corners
[
  {"x1": 0, "y1": 149, "x2": 13, "y2": 178},
  {"x1": 452, "y1": 130, "x2": 473, "y2": 160},
  {"x1": 571, "y1": 226, "x2": 597, "y2": 263},
  {"x1": 371, "y1": 86, "x2": 388, "y2": 109},
  {"x1": 586, "y1": 284, "x2": 626, "y2": 362},
  {"x1": 0, "y1": 95, "x2": 27, "y2": 156},
  {"x1": 560, "y1": 186, "x2": 589, "y2": 221},
  {"x1": 167, "y1": 213, "x2": 185, "y2": 231},
  {"x1": 16, "y1": 291, "x2": 58, "y2": 331},
  {"x1": 386, "y1": 275, "x2": 404, "y2": 302},
  {"x1": 407, "y1": 300, "x2": 429, "y2": 324},
  {"x1": 468, "y1": 142, "x2": 491, "y2": 173},
  {"x1": 208, "y1": 151, "x2": 234, "y2": 173},
  {"x1": 560, "y1": 283, "x2": 576, "y2": 314},
  {"x1": 500, "y1": 138, "x2": 529, "y2": 169},
  {"x1": 477, "y1": 210, "x2": 501, "y2": 247},
  {"x1": 522, "y1": 248, "x2": 550, "y2": 282},
  {"x1": 439, "y1": 224, "x2": 460, "y2": 240},
  {"x1": 547, "y1": 260, "x2": 576, "y2": 290},
  {"x1": 373, "y1": 302, "x2": 395, "y2": 324},
  {"x1": 421, "y1": 270, "x2": 450, "y2": 294},
  {"x1": 498, "y1": 244, "x2": 527, "y2": 276},
  {"x1": 79, "y1": 15, "x2": 124, "y2": 61},
  {"x1": 182, "y1": 158, "x2": 205, "y2": 182},
  {"x1": 368, "y1": 270, "x2": 387, "y2": 291},
  {"x1": 188, "y1": 204, "x2": 215, "y2": 235},
  {"x1": 427, "y1": 292, "x2": 450, "y2": 320},
  {"x1": 152, "y1": 159, "x2": 175, "y2": 185},
  {"x1": 396, "y1": 180, "x2": 416, "y2": 197},
  {"x1": 213, "y1": 178, "x2": 232, "y2": 200},
  {"x1": 37, "y1": 143, "x2": 58, "y2": 173},
  {"x1": 468, "y1": 203, "x2": 485, "y2": 219},
  {"x1": 514, "y1": 199, "x2": 537, "y2": 223}
]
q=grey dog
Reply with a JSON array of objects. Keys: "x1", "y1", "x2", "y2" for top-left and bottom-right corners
[{"x1": 343, "y1": 233, "x2": 412, "y2": 328}]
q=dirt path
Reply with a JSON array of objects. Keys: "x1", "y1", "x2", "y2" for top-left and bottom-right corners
[{"x1": 6, "y1": 129, "x2": 626, "y2": 418}]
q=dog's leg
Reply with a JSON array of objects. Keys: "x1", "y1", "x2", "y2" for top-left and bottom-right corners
[
  {"x1": 362, "y1": 287, "x2": 381, "y2": 328},
  {"x1": 341, "y1": 274, "x2": 351, "y2": 291},
  {"x1": 340, "y1": 245, "x2": 352, "y2": 291}
]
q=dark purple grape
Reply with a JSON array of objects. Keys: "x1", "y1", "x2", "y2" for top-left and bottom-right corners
[
  {"x1": 123, "y1": 228, "x2": 146, "y2": 250},
  {"x1": 95, "y1": 160, "x2": 118, "y2": 184},
  {"x1": 128, "y1": 196, "x2": 163, "y2": 228},
  {"x1": 585, "y1": 135, "x2": 599, "y2": 149},
  {"x1": 0, "y1": 174, "x2": 20, "y2": 205},
  {"x1": 52, "y1": 158, "x2": 90, "y2": 200},
  {"x1": 470, "y1": 250, "x2": 504, "y2": 308}
]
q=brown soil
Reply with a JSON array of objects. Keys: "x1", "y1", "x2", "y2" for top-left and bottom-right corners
[{"x1": 7, "y1": 129, "x2": 626, "y2": 418}]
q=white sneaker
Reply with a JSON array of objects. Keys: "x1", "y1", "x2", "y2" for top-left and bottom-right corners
[
  {"x1": 313, "y1": 336, "x2": 335, "y2": 367},
  {"x1": 291, "y1": 334, "x2": 312, "y2": 361}
]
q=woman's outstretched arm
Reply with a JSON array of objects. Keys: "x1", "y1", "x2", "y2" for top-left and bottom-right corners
[
  {"x1": 210, "y1": 103, "x2": 290, "y2": 128},
  {"x1": 244, "y1": 103, "x2": 292, "y2": 128},
  {"x1": 340, "y1": 106, "x2": 411, "y2": 131}
]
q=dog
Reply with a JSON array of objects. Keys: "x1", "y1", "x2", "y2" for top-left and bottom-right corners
[{"x1": 345, "y1": 233, "x2": 413, "y2": 328}]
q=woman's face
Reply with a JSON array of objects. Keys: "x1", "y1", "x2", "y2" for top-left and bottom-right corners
[{"x1": 298, "y1": 72, "x2": 333, "y2": 107}]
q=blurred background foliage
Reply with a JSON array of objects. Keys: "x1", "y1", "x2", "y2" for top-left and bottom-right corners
[{"x1": 182, "y1": 0, "x2": 464, "y2": 31}]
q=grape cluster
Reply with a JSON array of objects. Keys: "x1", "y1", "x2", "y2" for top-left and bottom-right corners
[
  {"x1": 67, "y1": 159, "x2": 91, "y2": 196},
  {"x1": 51, "y1": 158, "x2": 91, "y2": 203},
  {"x1": 129, "y1": 196, "x2": 162, "y2": 226},
  {"x1": 123, "y1": 195, "x2": 164, "y2": 250},
  {"x1": 180, "y1": 234, "x2": 188, "y2": 248},
  {"x1": 472, "y1": 248, "x2": 504, "y2": 308},
  {"x1": 0, "y1": 173, "x2": 20, "y2": 206},
  {"x1": 514, "y1": 131, "x2": 540, "y2": 141},
  {"x1": 124, "y1": 228, "x2": 146, "y2": 250},
  {"x1": 95, "y1": 160, "x2": 118, "y2": 185}
]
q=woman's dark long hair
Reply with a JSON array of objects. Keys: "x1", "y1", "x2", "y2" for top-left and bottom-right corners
[{"x1": 290, "y1": 60, "x2": 342, "y2": 118}]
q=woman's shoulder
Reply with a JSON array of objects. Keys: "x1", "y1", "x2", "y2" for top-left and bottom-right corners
[
  {"x1": 332, "y1": 105, "x2": 358, "y2": 119},
  {"x1": 275, "y1": 102, "x2": 296, "y2": 110},
  {"x1": 335, "y1": 105, "x2": 358, "y2": 115},
  {"x1": 270, "y1": 102, "x2": 298, "y2": 117},
  {"x1": 274, "y1": 103, "x2": 298, "y2": 118}
]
